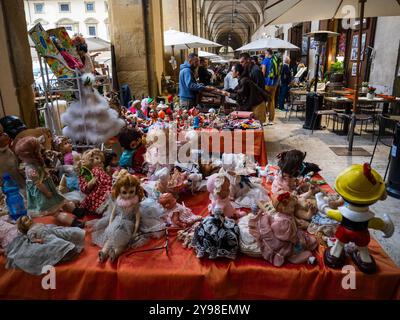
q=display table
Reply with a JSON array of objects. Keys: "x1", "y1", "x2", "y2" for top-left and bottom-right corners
[
  {"x1": 0, "y1": 174, "x2": 399, "y2": 300},
  {"x1": 193, "y1": 129, "x2": 267, "y2": 166}
]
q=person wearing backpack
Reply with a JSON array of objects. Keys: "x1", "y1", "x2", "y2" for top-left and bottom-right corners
[{"x1": 262, "y1": 49, "x2": 280, "y2": 125}]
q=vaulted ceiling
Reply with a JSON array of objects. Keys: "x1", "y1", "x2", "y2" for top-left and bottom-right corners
[{"x1": 200, "y1": 0, "x2": 269, "y2": 49}]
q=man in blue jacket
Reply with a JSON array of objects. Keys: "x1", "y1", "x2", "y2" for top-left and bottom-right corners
[{"x1": 179, "y1": 53, "x2": 211, "y2": 107}]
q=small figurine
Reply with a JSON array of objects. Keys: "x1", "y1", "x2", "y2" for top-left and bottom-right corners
[
  {"x1": 78, "y1": 148, "x2": 112, "y2": 215},
  {"x1": 14, "y1": 136, "x2": 86, "y2": 226},
  {"x1": 53, "y1": 135, "x2": 74, "y2": 165},
  {"x1": 158, "y1": 193, "x2": 202, "y2": 228},
  {"x1": 207, "y1": 170, "x2": 245, "y2": 219},
  {"x1": 322, "y1": 164, "x2": 394, "y2": 274},
  {"x1": 5, "y1": 215, "x2": 85, "y2": 275},
  {"x1": 167, "y1": 166, "x2": 189, "y2": 195},
  {"x1": 191, "y1": 206, "x2": 240, "y2": 259},
  {"x1": 91, "y1": 170, "x2": 144, "y2": 263},
  {"x1": 249, "y1": 192, "x2": 318, "y2": 267},
  {"x1": 118, "y1": 127, "x2": 147, "y2": 173}
]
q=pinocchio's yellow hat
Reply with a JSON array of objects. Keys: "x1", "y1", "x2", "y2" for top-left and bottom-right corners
[{"x1": 334, "y1": 163, "x2": 386, "y2": 205}]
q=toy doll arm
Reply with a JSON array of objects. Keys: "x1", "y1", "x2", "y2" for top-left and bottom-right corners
[
  {"x1": 36, "y1": 182, "x2": 53, "y2": 198},
  {"x1": 368, "y1": 214, "x2": 394, "y2": 238},
  {"x1": 133, "y1": 211, "x2": 141, "y2": 236},
  {"x1": 326, "y1": 209, "x2": 343, "y2": 222}
]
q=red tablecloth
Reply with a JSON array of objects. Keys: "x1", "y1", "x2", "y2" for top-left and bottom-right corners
[{"x1": 0, "y1": 174, "x2": 399, "y2": 300}]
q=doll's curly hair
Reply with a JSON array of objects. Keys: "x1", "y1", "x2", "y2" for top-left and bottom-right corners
[
  {"x1": 118, "y1": 127, "x2": 143, "y2": 150},
  {"x1": 14, "y1": 136, "x2": 44, "y2": 165},
  {"x1": 79, "y1": 148, "x2": 105, "y2": 169},
  {"x1": 112, "y1": 170, "x2": 145, "y2": 201},
  {"x1": 276, "y1": 149, "x2": 306, "y2": 177},
  {"x1": 17, "y1": 216, "x2": 33, "y2": 235}
]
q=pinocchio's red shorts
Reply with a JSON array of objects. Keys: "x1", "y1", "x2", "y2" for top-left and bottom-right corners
[{"x1": 335, "y1": 225, "x2": 370, "y2": 247}]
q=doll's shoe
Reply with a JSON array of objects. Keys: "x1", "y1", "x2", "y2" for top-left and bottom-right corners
[
  {"x1": 109, "y1": 250, "x2": 117, "y2": 263},
  {"x1": 324, "y1": 248, "x2": 345, "y2": 269},
  {"x1": 350, "y1": 250, "x2": 377, "y2": 274},
  {"x1": 98, "y1": 251, "x2": 107, "y2": 263},
  {"x1": 71, "y1": 218, "x2": 85, "y2": 229}
]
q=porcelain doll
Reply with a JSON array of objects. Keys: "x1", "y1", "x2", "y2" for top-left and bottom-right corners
[
  {"x1": 118, "y1": 127, "x2": 147, "y2": 173},
  {"x1": 78, "y1": 148, "x2": 112, "y2": 215},
  {"x1": 0, "y1": 126, "x2": 26, "y2": 191},
  {"x1": 91, "y1": 171, "x2": 144, "y2": 263},
  {"x1": 167, "y1": 167, "x2": 189, "y2": 195},
  {"x1": 321, "y1": 164, "x2": 394, "y2": 274},
  {"x1": 207, "y1": 170, "x2": 246, "y2": 220},
  {"x1": 14, "y1": 136, "x2": 86, "y2": 227},
  {"x1": 249, "y1": 191, "x2": 318, "y2": 267},
  {"x1": 5, "y1": 215, "x2": 85, "y2": 275},
  {"x1": 158, "y1": 193, "x2": 202, "y2": 228},
  {"x1": 191, "y1": 206, "x2": 240, "y2": 259},
  {"x1": 53, "y1": 135, "x2": 74, "y2": 165}
]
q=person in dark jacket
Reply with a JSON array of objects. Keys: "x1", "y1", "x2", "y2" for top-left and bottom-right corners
[
  {"x1": 222, "y1": 63, "x2": 269, "y2": 123},
  {"x1": 198, "y1": 58, "x2": 212, "y2": 85},
  {"x1": 278, "y1": 56, "x2": 292, "y2": 110},
  {"x1": 239, "y1": 52, "x2": 265, "y2": 89}
]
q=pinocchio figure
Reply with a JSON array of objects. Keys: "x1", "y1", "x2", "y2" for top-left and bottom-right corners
[{"x1": 323, "y1": 163, "x2": 394, "y2": 274}]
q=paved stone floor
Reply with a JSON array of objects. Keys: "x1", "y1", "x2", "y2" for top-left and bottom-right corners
[{"x1": 264, "y1": 109, "x2": 400, "y2": 266}]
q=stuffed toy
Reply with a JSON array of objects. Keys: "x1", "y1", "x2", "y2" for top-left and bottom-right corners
[{"x1": 118, "y1": 127, "x2": 147, "y2": 173}]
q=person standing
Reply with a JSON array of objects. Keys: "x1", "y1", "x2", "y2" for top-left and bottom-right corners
[
  {"x1": 198, "y1": 58, "x2": 212, "y2": 85},
  {"x1": 179, "y1": 53, "x2": 212, "y2": 108},
  {"x1": 262, "y1": 49, "x2": 280, "y2": 125},
  {"x1": 223, "y1": 68, "x2": 239, "y2": 104},
  {"x1": 239, "y1": 52, "x2": 265, "y2": 89},
  {"x1": 222, "y1": 63, "x2": 269, "y2": 123},
  {"x1": 278, "y1": 56, "x2": 292, "y2": 110}
]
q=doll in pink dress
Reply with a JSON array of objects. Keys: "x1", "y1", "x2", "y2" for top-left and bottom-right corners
[
  {"x1": 53, "y1": 136, "x2": 74, "y2": 165},
  {"x1": 78, "y1": 149, "x2": 112, "y2": 215},
  {"x1": 207, "y1": 170, "x2": 245, "y2": 220},
  {"x1": 158, "y1": 193, "x2": 202, "y2": 228},
  {"x1": 249, "y1": 191, "x2": 318, "y2": 267}
]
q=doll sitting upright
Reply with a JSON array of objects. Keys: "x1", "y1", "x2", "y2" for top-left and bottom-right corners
[
  {"x1": 118, "y1": 127, "x2": 147, "y2": 174},
  {"x1": 249, "y1": 192, "x2": 318, "y2": 267},
  {"x1": 78, "y1": 148, "x2": 112, "y2": 215},
  {"x1": 14, "y1": 136, "x2": 86, "y2": 227}
]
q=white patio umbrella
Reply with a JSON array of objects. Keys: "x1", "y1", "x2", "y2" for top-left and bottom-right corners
[
  {"x1": 236, "y1": 36, "x2": 299, "y2": 51},
  {"x1": 264, "y1": 0, "x2": 400, "y2": 152},
  {"x1": 198, "y1": 50, "x2": 218, "y2": 58},
  {"x1": 164, "y1": 29, "x2": 222, "y2": 52}
]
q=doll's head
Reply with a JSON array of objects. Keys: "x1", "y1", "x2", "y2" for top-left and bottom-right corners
[
  {"x1": 53, "y1": 136, "x2": 72, "y2": 155},
  {"x1": 277, "y1": 150, "x2": 306, "y2": 177},
  {"x1": 271, "y1": 191, "x2": 297, "y2": 216},
  {"x1": 119, "y1": 128, "x2": 143, "y2": 151},
  {"x1": 207, "y1": 171, "x2": 230, "y2": 200},
  {"x1": 104, "y1": 151, "x2": 118, "y2": 168},
  {"x1": 158, "y1": 193, "x2": 177, "y2": 210},
  {"x1": 80, "y1": 148, "x2": 105, "y2": 169},
  {"x1": 17, "y1": 216, "x2": 34, "y2": 234},
  {"x1": 14, "y1": 136, "x2": 44, "y2": 165},
  {"x1": 112, "y1": 170, "x2": 145, "y2": 201}
]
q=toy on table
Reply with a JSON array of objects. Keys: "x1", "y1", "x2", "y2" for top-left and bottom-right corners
[
  {"x1": 0, "y1": 125, "x2": 26, "y2": 191},
  {"x1": 14, "y1": 136, "x2": 86, "y2": 227},
  {"x1": 118, "y1": 127, "x2": 147, "y2": 174},
  {"x1": 104, "y1": 151, "x2": 120, "y2": 176},
  {"x1": 158, "y1": 193, "x2": 202, "y2": 228},
  {"x1": 191, "y1": 206, "x2": 240, "y2": 259},
  {"x1": 0, "y1": 215, "x2": 19, "y2": 255},
  {"x1": 207, "y1": 169, "x2": 246, "y2": 220},
  {"x1": 53, "y1": 135, "x2": 74, "y2": 165},
  {"x1": 5, "y1": 215, "x2": 85, "y2": 275},
  {"x1": 321, "y1": 163, "x2": 394, "y2": 274},
  {"x1": 249, "y1": 192, "x2": 318, "y2": 267},
  {"x1": 129, "y1": 100, "x2": 147, "y2": 120},
  {"x1": 78, "y1": 148, "x2": 112, "y2": 215},
  {"x1": 167, "y1": 167, "x2": 189, "y2": 195},
  {"x1": 92, "y1": 170, "x2": 144, "y2": 263}
]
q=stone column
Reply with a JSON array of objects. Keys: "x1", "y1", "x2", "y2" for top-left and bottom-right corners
[
  {"x1": 109, "y1": 0, "x2": 164, "y2": 97},
  {"x1": 0, "y1": 0, "x2": 37, "y2": 127}
]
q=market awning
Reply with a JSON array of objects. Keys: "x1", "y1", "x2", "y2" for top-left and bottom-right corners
[{"x1": 236, "y1": 37, "x2": 299, "y2": 51}]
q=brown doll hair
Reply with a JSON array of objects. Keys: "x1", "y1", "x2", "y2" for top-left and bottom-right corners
[
  {"x1": 53, "y1": 136, "x2": 72, "y2": 155},
  {"x1": 79, "y1": 148, "x2": 105, "y2": 169},
  {"x1": 14, "y1": 136, "x2": 44, "y2": 165},
  {"x1": 112, "y1": 171, "x2": 145, "y2": 201},
  {"x1": 17, "y1": 216, "x2": 33, "y2": 235},
  {"x1": 276, "y1": 149, "x2": 306, "y2": 177}
]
